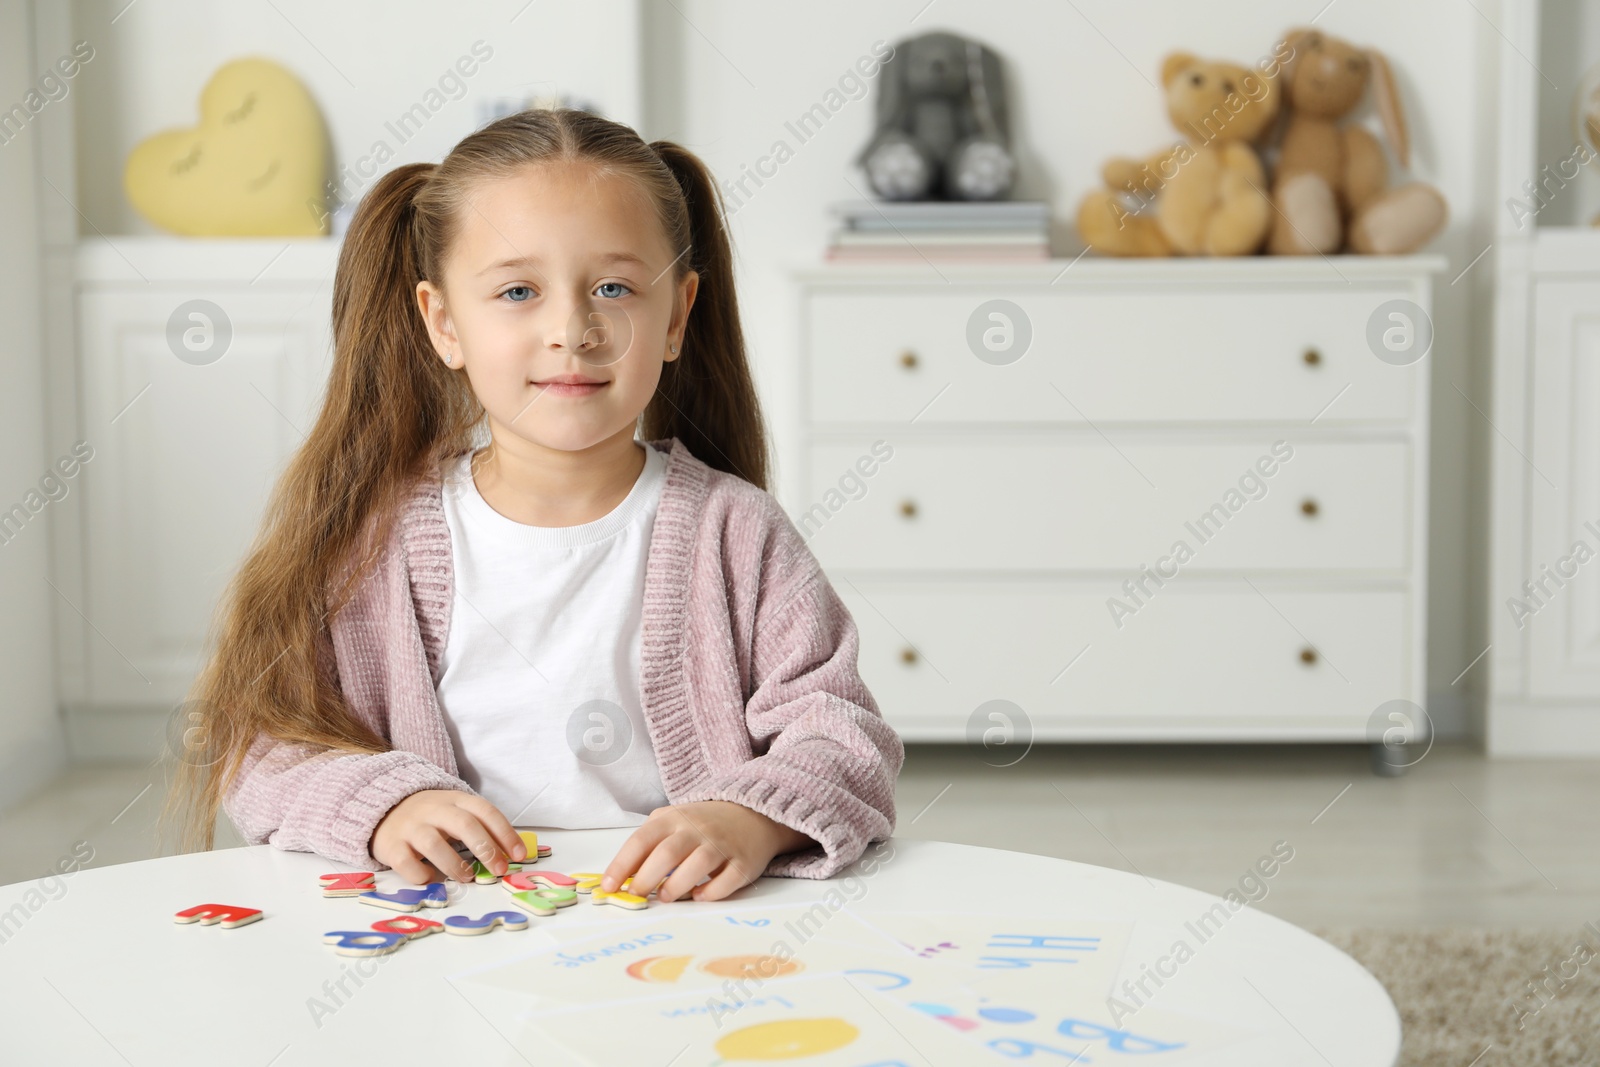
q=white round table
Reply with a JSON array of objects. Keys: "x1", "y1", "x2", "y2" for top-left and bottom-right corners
[{"x1": 0, "y1": 830, "x2": 1398, "y2": 1065}]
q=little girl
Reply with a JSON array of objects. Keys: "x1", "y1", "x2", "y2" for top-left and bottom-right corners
[{"x1": 162, "y1": 108, "x2": 903, "y2": 903}]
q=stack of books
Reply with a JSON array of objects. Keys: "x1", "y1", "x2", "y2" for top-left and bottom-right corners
[{"x1": 826, "y1": 200, "x2": 1051, "y2": 262}]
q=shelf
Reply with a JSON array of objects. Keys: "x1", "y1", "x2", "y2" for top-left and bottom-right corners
[
  {"x1": 73, "y1": 237, "x2": 344, "y2": 285},
  {"x1": 790, "y1": 253, "x2": 1450, "y2": 285}
]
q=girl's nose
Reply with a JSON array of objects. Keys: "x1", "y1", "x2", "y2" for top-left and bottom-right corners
[
  {"x1": 541, "y1": 295, "x2": 600, "y2": 352},
  {"x1": 561, "y1": 304, "x2": 636, "y2": 366}
]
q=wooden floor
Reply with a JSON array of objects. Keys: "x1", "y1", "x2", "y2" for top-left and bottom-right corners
[{"x1": 2, "y1": 741, "x2": 1595, "y2": 930}]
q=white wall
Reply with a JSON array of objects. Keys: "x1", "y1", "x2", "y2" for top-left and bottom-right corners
[
  {"x1": 639, "y1": 0, "x2": 1501, "y2": 735},
  {"x1": 0, "y1": 0, "x2": 70, "y2": 806},
  {"x1": 69, "y1": 0, "x2": 643, "y2": 233},
  {"x1": 48, "y1": 0, "x2": 1503, "y2": 738}
]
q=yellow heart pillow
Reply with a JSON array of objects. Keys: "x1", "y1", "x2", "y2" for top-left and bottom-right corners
[{"x1": 124, "y1": 57, "x2": 328, "y2": 236}]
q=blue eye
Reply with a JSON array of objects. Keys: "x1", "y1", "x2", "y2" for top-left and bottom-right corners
[
  {"x1": 501, "y1": 285, "x2": 533, "y2": 303},
  {"x1": 597, "y1": 281, "x2": 632, "y2": 298}
]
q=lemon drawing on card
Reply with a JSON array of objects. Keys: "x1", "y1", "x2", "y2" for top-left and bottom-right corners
[
  {"x1": 712, "y1": 1017, "x2": 860, "y2": 1061},
  {"x1": 123, "y1": 56, "x2": 328, "y2": 236}
]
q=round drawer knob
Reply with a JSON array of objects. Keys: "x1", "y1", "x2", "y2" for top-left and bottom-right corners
[
  {"x1": 900, "y1": 646, "x2": 918, "y2": 664},
  {"x1": 1300, "y1": 498, "x2": 1319, "y2": 517},
  {"x1": 899, "y1": 499, "x2": 918, "y2": 518},
  {"x1": 1299, "y1": 647, "x2": 1318, "y2": 665},
  {"x1": 1303, "y1": 346, "x2": 1322, "y2": 366},
  {"x1": 899, "y1": 349, "x2": 918, "y2": 369}
]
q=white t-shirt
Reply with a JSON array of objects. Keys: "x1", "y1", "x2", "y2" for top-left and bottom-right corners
[{"x1": 434, "y1": 440, "x2": 671, "y2": 828}]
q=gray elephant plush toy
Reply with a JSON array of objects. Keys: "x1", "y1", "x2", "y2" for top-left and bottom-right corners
[{"x1": 854, "y1": 31, "x2": 1016, "y2": 201}]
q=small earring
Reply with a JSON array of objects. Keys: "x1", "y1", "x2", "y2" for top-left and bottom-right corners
[{"x1": 670, "y1": 343, "x2": 678, "y2": 353}]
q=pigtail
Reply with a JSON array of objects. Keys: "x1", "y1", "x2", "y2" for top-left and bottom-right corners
[
  {"x1": 321, "y1": 162, "x2": 483, "y2": 609},
  {"x1": 646, "y1": 141, "x2": 771, "y2": 493},
  {"x1": 159, "y1": 163, "x2": 482, "y2": 855}
]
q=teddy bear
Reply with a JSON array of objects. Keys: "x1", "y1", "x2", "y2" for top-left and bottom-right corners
[
  {"x1": 1264, "y1": 28, "x2": 1447, "y2": 255},
  {"x1": 1076, "y1": 51, "x2": 1282, "y2": 256}
]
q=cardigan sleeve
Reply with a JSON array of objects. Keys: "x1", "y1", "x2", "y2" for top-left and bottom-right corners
[
  {"x1": 675, "y1": 513, "x2": 904, "y2": 880},
  {"x1": 222, "y1": 731, "x2": 476, "y2": 870}
]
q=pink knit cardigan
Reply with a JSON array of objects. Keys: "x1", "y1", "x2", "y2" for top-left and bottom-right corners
[{"x1": 222, "y1": 436, "x2": 903, "y2": 880}]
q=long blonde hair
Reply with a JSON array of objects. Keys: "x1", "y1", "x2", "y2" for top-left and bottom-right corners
[{"x1": 160, "y1": 108, "x2": 769, "y2": 853}]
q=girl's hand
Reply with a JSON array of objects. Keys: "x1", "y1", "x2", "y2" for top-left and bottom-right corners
[
  {"x1": 601, "y1": 801, "x2": 815, "y2": 903},
  {"x1": 371, "y1": 789, "x2": 526, "y2": 885}
]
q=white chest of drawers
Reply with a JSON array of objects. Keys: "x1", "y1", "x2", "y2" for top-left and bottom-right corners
[{"x1": 791, "y1": 256, "x2": 1445, "y2": 748}]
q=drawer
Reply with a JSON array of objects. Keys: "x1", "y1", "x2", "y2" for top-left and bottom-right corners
[
  {"x1": 802, "y1": 438, "x2": 1411, "y2": 573},
  {"x1": 836, "y1": 580, "x2": 1412, "y2": 740},
  {"x1": 804, "y1": 286, "x2": 1421, "y2": 424}
]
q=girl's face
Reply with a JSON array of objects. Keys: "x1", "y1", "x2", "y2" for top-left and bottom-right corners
[{"x1": 416, "y1": 162, "x2": 697, "y2": 455}]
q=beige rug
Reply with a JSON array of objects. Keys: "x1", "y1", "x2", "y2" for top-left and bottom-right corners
[{"x1": 1311, "y1": 927, "x2": 1600, "y2": 1066}]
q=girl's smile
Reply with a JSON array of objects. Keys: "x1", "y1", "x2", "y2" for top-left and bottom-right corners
[{"x1": 532, "y1": 372, "x2": 608, "y2": 398}]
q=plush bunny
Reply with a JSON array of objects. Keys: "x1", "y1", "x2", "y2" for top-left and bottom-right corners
[
  {"x1": 853, "y1": 31, "x2": 1016, "y2": 201},
  {"x1": 1266, "y1": 28, "x2": 1447, "y2": 254},
  {"x1": 1076, "y1": 52, "x2": 1282, "y2": 256}
]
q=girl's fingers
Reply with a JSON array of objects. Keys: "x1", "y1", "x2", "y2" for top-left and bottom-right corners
[
  {"x1": 459, "y1": 795, "x2": 526, "y2": 862},
  {"x1": 416, "y1": 860, "x2": 451, "y2": 885},
  {"x1": 601, "y1": 820, "x2": 670, "y2": 892},
  {"x1": 691, "y1": 860, "x2": 751, "y2": 902},
  {"x1": 438, "y1": 808, "x2": 507, "y2": 876},
  {"x1": 394, "y1": 847, "x2": 443, "y2": 886},
  {"x1": 416, "y1": 827, "x2": 475, "y2": 884},
  {"x1": 656, "y1": 844, "x2": 720, "y2": 903},
  {"x1": 627, "y1": 833, "x2": 697, "y2": 900}
]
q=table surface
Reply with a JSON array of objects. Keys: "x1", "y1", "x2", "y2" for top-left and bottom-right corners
[{"x1": 0, "y1": 830, "x2": 1399, "y2": 1065}]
